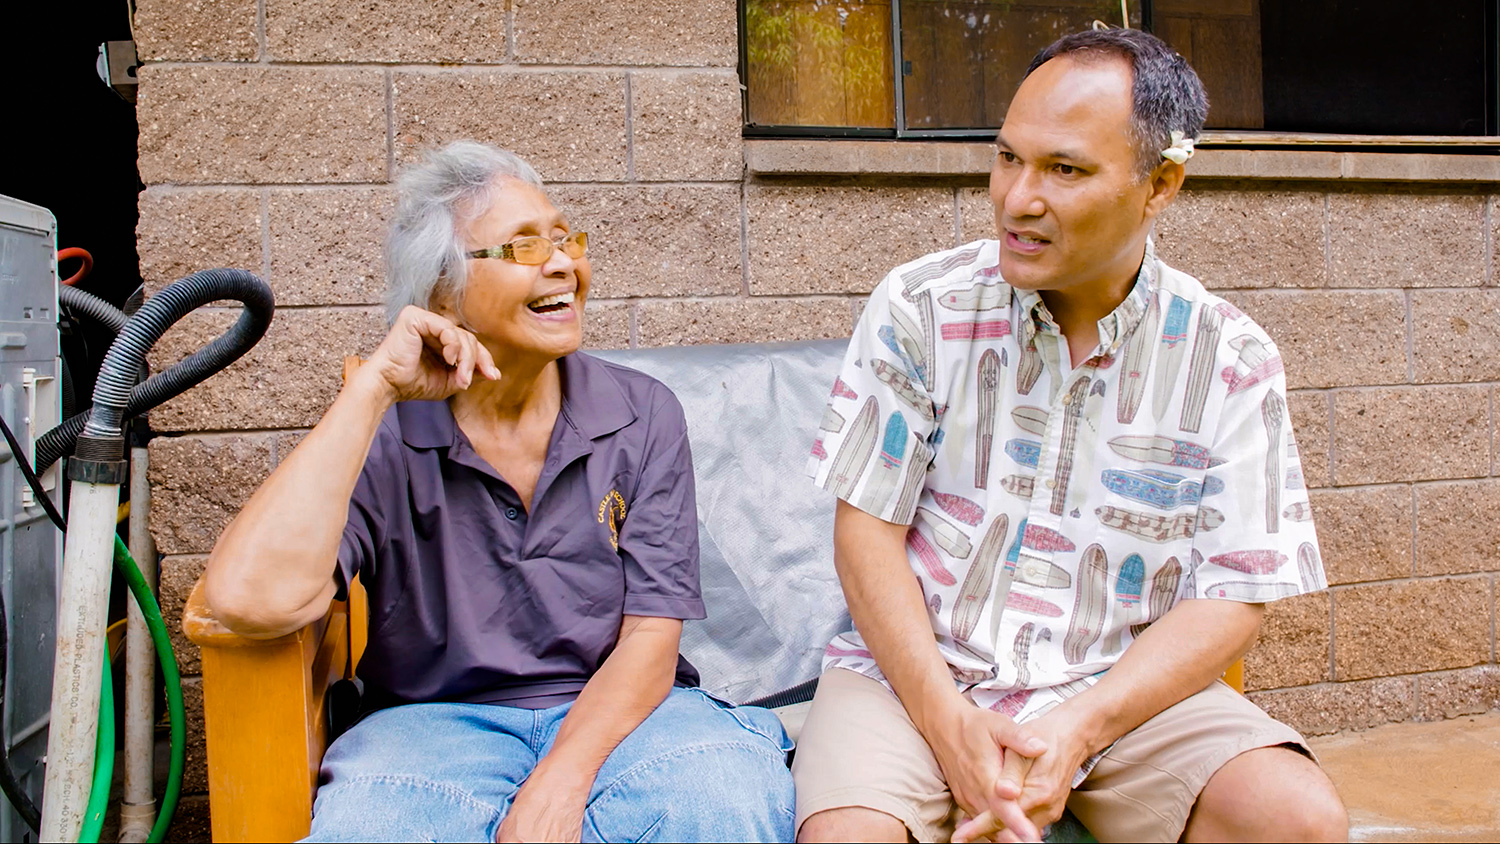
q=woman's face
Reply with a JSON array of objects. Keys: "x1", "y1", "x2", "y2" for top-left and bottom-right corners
[{"x1": 449, "y1": 179, "x2": 590, "y2": 362}]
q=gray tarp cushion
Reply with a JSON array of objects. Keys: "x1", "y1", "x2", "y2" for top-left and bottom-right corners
[{"x1": 594, "y1": 341, "x2": 852, "y2": 703}]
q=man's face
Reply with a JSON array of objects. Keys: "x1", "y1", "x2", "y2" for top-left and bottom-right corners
[{"x1": 990, "y1": 54, "x2": 1158, "y2": 293}]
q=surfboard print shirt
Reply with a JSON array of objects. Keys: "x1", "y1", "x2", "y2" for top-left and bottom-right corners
[{"x1": 808, "y1": 238, "x2": 1327, "y2": 753}]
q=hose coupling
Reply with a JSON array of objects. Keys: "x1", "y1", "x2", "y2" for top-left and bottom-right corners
[{"x1": 67, "y1": 434, "x2": 127, "y2": 484}]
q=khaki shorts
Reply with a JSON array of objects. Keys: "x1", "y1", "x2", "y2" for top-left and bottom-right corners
[{"x1": 791, "y1": 668, "x2": 1313, "y2": 843}]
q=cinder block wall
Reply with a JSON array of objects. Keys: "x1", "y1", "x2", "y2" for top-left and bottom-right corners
[{"x1": 132, "y1": 0, "x2": 1500, "y2": 833}]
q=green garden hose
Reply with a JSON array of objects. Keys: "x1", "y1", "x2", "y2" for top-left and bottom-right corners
[
  {"x1": 77, "y1": 657, "x2": 114, "y2": 843},
  {"x1": 108, "y1": 535, "x2": 185, "y2": 844},
  {"x1": 72, "y1": 537, "x2": 186, "y2": 843}
]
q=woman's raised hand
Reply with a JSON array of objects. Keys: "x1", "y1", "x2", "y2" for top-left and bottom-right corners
[{"x1": 361, "y1": 306, "x2": 501, "y2": 403}]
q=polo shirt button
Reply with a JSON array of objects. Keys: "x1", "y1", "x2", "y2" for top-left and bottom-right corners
[{"x1": 504, "y1": 507, "x2": 519, "y2": 520}]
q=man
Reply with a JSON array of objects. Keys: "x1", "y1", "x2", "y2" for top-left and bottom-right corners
[{"x1": 796, "y1": 28, "x2": 1348, "y2": 844}]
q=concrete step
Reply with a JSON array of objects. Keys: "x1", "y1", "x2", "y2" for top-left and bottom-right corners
[{"x1": 1309, "y1": 711, "x2": 1500, "y2": 842}]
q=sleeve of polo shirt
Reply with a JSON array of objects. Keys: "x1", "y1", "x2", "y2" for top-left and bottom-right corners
[
  {"x1": 807, "y1": 273, "x2": 937, "y2": 526},
  {"x1": 616, "y1": 387, "x2": 707, "y2": 620},
  {"x1": 333, "y1": 420, "x2": 401, "y2": 602},
  {"x1": 1188, "y1": 336, "x2": 1328, "y2": 603}
]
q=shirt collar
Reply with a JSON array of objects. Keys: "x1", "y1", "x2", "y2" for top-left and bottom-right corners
[
  {"x1": 1014, "y1": 238, "x2": 1159, "y2": 355},
  {"x1": 396, "y1": 351, "x2": 638, "y2": 450}
]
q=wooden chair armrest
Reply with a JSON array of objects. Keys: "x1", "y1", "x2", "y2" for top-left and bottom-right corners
[
  {"x1": 1224, "y1": 658, "x2": 1245, "y2": 694},
  {"x1": 182, "y1": 578, "x2": 304, "y2": 649},
  {"x1": 183, "y1": 577, "x2": 352, "y2": 842}
]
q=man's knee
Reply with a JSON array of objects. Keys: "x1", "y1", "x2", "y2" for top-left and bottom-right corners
[
  {"x1": 1189, "y1": 746, "x2": 1347, "y2": 843},
  {"x1": 798, "y1": 807, "x2": 907, "y2": 843}
]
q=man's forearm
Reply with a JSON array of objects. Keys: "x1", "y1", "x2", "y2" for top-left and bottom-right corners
[
  {"x1": 833, "y1": 501, "x2": 968, "y2": 738},
  {"x1": 1059, "y1": 598, "x2": 1264, "y2": 756}
]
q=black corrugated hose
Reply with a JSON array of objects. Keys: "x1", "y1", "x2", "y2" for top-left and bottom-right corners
[
  {"x1": 35, "y1": 269, "x2": 274, "y2": 471},
  {"x1": 58, "y1": 285, "x2": 129, "y2": 335}
]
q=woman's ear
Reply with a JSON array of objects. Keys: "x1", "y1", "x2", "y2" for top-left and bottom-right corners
[{"x1": 427, "y1": 278, "x2": 460, "y2": 322}]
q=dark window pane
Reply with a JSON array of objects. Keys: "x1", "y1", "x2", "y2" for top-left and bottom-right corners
[
  {"x1": 1153, "y1": 0, "x2": 1264, "y2": 128},
  {"x1": 1259, "y1": 0, "x2": 1491, "y2": 135},
  {"x1": 745, "y1": 1, "x2": 897, "y2": 128},
  {"x1": 899, "y1": 1, "x2": 1134, "y2": 131}
]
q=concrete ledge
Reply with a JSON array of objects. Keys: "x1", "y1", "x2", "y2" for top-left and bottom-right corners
[{"x1": 747, "y1": 139, "x2": 1500, "y2": 183}]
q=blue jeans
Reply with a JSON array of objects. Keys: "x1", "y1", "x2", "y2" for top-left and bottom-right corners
[{"x1": 303, "y1": 687, "x2": 796, "y2": 843}]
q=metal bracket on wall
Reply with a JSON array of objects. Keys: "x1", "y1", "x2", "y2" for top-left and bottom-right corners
[{"x1": 96, "y1": 40, "x2": 139, "y2": 104}]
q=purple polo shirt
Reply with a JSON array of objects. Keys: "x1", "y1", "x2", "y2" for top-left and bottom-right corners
[{"x1": 336, "y1": 352, "x2": 705, "y2": 712}]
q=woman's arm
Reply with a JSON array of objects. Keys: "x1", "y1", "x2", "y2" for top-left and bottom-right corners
[
  {"x1": 204, "y1": 306, "x2": 497, "y2": 637},
  {"x1": 497, "y1": 614, "x2": 683, "y2": 843}
]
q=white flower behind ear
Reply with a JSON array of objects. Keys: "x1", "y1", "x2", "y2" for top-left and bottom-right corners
[{"x1": 1162, "y1": 130, "x2": 1195, "y2": 165}]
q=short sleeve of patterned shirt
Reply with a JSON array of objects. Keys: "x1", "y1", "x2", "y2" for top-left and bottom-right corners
[{"x1": 807, "y1": 239, "x2": 1327, "y2": 726}]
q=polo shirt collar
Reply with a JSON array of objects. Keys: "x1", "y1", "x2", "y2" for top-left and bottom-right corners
[
  {"x1": 395, "y1": 351, "x2": 638, "y2": 451},
  {"x1": 556, "y1": 352, "x2": 638, "y2": 440}
]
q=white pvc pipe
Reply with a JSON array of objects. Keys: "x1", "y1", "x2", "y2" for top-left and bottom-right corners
[
  {"x1": 40, "y1": 479, "x2": 121, "y2": 843},
  {"x1": 120, "y1": 446, "x2": 157, "y2": 843}
]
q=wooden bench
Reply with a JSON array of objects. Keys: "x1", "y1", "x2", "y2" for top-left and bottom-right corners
[{"x1": 182, "y1": 348, "x2": 1245, "y2": 842}]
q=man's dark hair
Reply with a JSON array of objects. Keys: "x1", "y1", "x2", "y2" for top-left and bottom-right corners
[{"x1": 1024, "y1": 28, "x2": 1209, "y2": 177}]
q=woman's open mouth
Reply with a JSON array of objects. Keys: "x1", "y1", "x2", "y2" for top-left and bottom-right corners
[{"x1": 527, "y1": 291, "x2": 575, "y2": 315}]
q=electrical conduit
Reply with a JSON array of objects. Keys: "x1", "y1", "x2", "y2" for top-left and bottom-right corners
[{"x1": 120, "y1": 445, "x2": 157, "y2": 843}]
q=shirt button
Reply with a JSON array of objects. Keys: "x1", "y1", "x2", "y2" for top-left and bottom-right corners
[
  {"x1": 504, "y1": 507, "x2": 519, "y2": 520},
  {"x1": 1045, "y1": 479, "x2": 1057, "y2": 490}
]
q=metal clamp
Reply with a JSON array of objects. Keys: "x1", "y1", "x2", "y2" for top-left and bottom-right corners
[{"x1": 66, "y1": 458, "x2": 128, "y2": 485}]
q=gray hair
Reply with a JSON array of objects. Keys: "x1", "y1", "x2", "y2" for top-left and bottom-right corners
[
  {"x1": 1024, "y1": 28, "x2": 1209, "y2": 178},
  {"x1": 385, "y1": 140, "x2": 544, "y2": 323}
]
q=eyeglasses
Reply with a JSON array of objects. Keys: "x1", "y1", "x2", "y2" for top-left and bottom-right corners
[{"x1": 467, "y1": 232, "x2": 589, "y2": 265}]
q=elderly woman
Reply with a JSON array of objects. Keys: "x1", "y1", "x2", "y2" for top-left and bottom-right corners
[{"x1": 204, "y1": 141, "x2": 795, "y2": 842}]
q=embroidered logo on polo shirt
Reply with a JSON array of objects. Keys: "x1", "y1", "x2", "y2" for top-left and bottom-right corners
[{"x1": 597, "y1": 489, "x2": 627, "y2": 550}]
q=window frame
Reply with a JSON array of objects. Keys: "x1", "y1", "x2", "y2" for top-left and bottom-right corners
[{"x1": 738, "y1": 0, "x2": 1500, "y2": 146}]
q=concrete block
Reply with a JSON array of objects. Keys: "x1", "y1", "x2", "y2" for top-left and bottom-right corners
[
  {"x1": 135, "y1": 0, "x2": 258, "y2": 61},
  {"x1": 514, "y1": 0, "x2": 736, "y2": 66},
  {"x1": 269, "y1": 187, "x2": 393, "y2": 306},
  {"x1": 1415, "y1": 481, "x2": 1500, "y2": 576},
  {"x1": 1329, "y1": 193, "x2": 1486, "y2": 288},
  {"x1": 157, "y1": 554, "x2": 208, "y2": 675},
  {"x1": 266, "y1": 0, "x2": 506, "y2": 62},
  {"x1": 582, "y1": 302, "x2": 631, "y2": 350},
  {"x1": 1229, "y1": 290, "x2": 1407, "y2": 389},
  {"x1": 1416, "y1": 666, "x2": 1500, "y2": 722},
  {"x1": 138, "y1": 66, "x2": 387, "y2": 185},
  {"x1": 1243, "y1": 591, "x2": 1331, "y2": 691},
  {"x1": 1331, "y1": 386, "x2": 1489, "y2": 485},
  {"x1": 1309, "y1": 486, "x2": 1413, "y2": 585},
  {"x1": 1288, "y1": 391, "x2": 1330, "y2": 489},
  {"x1": 138, "y1": 188, "x2": 263, "y2": 294},
  {"x1": 1247, "y1": 676, "x2": 1415, "y2": 736},
  {"x1": 1155, "y1": 189, "x2": 1327, "y2": 288},
  {"x1": 1334, "y1": 577, "x2": 1490, "y2": 680},
  {"x1": 547, "y1": 184, "x2": 741, "y2": 298},
  {"x1": 631, "y1": 70, "x2": 743, "y2": 182},
  {"x1": 394, "y1": 69, "x2": 627, "y2": 182},
  {"x1": 959, "y1": 187, "x2": 994, "y2": 244},
  {"x1": 1412, "y1": 290, "x2": 1500, "y2": 383},
  {"x1": 746, "y1": 186, "x2": 954, "y2": 295},
  {"x1": 148, "y1": 434, "x2": 276, "y2": 555}
]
